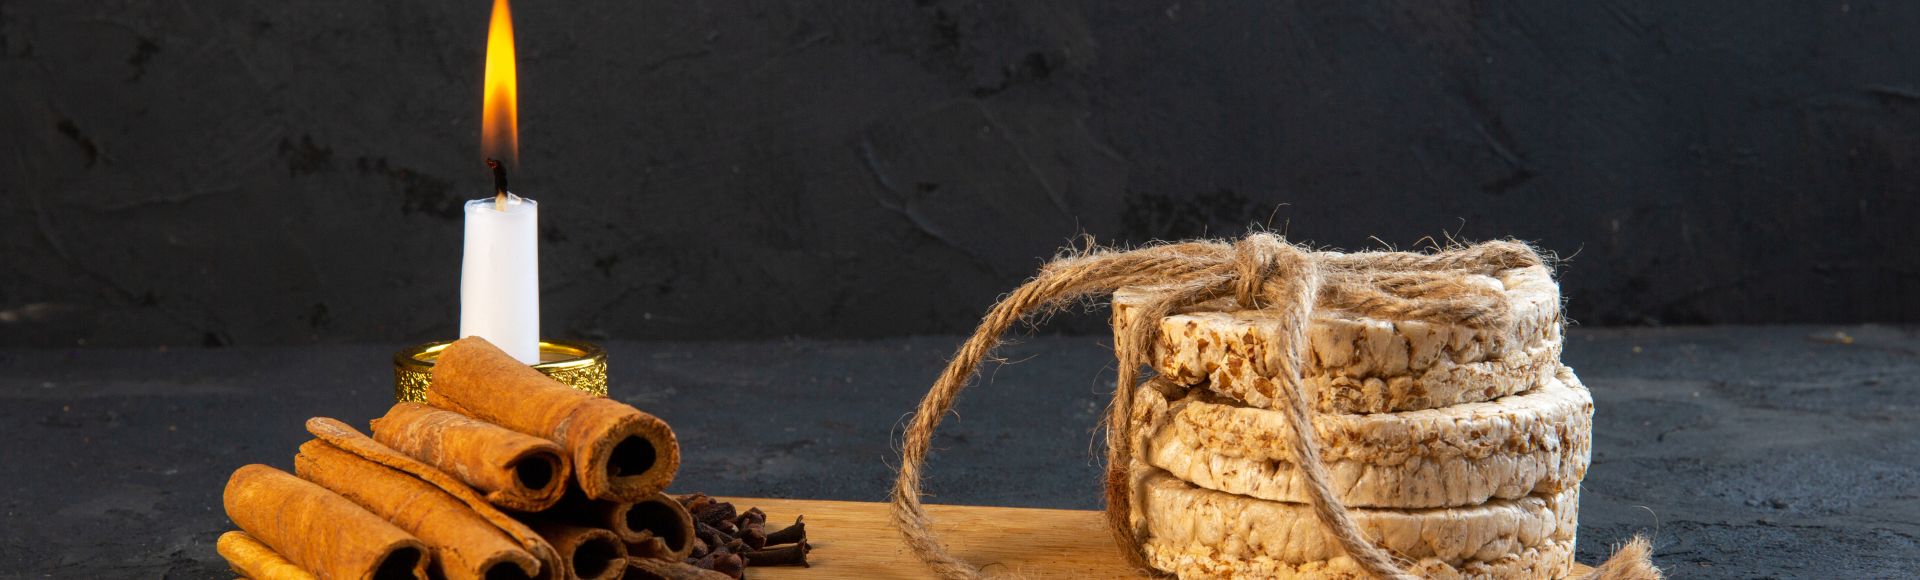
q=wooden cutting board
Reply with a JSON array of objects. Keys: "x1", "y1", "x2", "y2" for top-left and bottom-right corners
[{"x1": 723, "y1": 497, "x2": 1596, "y2": 578}]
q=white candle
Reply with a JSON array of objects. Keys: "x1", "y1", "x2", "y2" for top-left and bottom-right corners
[{"x1": 460, "y1": 192, "x2": 540, "y2": 364}]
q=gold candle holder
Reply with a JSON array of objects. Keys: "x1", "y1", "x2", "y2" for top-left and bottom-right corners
[{"x1": 393, "y1": 339, "x2": 608, "y2": 402}]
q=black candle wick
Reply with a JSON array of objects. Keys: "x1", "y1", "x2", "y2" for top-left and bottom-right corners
[{"x1": 486, "y1": 158, "x2": 510, "y2": 195}]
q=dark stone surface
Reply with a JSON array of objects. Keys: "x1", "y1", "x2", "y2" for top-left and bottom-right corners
[
  {"x1": 1, "y1": 326, "x2": 1916, "y2": 577},
  {"x1": 5, "y1": 1, "x2": 1920, "y2": 348}
]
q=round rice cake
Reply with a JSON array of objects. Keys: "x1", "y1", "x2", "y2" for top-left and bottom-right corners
[
  {"x1": 1130, "y1": 464, "x2": 1580, "y2": 575},
  {"x1": 1131, "y1": 367, "x2": 1592, "y2": 508},
  {"x1": 1142, "y1": 534, "x2": 1576, "y2": 580},
  {"x1": 1112, "y1": 265, "x2": 1563, "y2": 413}
]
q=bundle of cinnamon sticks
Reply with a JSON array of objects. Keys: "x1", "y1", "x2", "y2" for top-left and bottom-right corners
[{"x1": 217, "y1": 337, "x2": 803, "y2": 580}]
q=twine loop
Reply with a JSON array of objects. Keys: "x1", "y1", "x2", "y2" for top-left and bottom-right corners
[{"x1": 889, "y1": 233, "x2": 1654, "y2": 579}]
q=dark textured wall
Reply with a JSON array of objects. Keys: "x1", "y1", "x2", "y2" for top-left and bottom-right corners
[{"x1": 3, "y1": 1, "x2": 1917, "y2": 347}]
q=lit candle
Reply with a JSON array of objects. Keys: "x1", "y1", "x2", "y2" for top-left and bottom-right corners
[
  {"x1": 460, "y1": 194, "x2": 538, "y2": 364},
  {"x1": 460, "y1": 0, "x2": 539, "y2": 364}
]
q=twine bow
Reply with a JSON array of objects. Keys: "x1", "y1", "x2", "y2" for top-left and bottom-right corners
[{"x1": 889, "y1": 233, "x2": 1658, "y2": 579}]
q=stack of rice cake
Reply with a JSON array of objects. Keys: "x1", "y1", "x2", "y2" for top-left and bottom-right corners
[{"x1": 1112, "y1": 265, "x2": 1592, "y2": 579}]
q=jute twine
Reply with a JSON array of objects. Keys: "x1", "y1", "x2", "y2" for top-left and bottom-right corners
[{"x1": 889, "y1": 233, "x2": 1662, "y2": 579}]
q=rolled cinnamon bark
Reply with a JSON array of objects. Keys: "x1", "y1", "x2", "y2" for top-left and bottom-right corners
[
  {"x1": 627, "y1": 558, "x2": 731, "y2": 580},
  {"x1": 296, "y1": 439, "x2": 541, "y2": 580},
  {"x1": 429, "y1": 337, "x2": 679, "y2": 502},
  {"x1": 623, "y1": 494, "x2": 697, "y2": 561},
  {"x1": 216, "y1": 531, "x2": 317, "y2": 580},
  {"x1": 304, "y1": 418, "x2": 563, "y2": 579},
  {"x1": 222, "y1": 464, "x2": 428, "y2": 580},
  {"x1": 546, "y1": 487, "x2": 696, "y2": 561},
  {"x1": 370, "y1": 402, "x2": 570, "y2": 511},
  {"x1": 532, "y1": 522, "x2": 627, "y2": 580}
]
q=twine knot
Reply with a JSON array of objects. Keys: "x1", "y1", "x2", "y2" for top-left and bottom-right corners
[{"x1": 1229, "y1": 234, "x2": 1313, "y2": 311}]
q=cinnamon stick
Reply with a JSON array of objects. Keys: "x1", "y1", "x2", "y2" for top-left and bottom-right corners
[
  {"x1": 532, "y1": 521, "x2": 627, "y2": 580},
  {"x1": 627, "y1": 558, "x2": 731, "y2": 580},
  {"x1": 547, "y1": 486, "x2": 696, "y2": 561},
  {"x1": 216, "y1": 531, "x2": 317, "y2": 580},
  {"x1": 370, "y1": 402, "x2": 570, "y2": 511},
  {"x1": 305, "y1": 418, "x2": 563, "y2": 578},
  {"x1": 295, "y1": 439, "x2": 541, "y2": 580},
  {"x1": 625, "y1": 493, "x2": 698, "y2": 560},
  {"x1": 429, "y1": 336, "x2": 680, "y2": 501},
  {"x1": 222, "y1": 464, "x2": 428, "y2": 580}
]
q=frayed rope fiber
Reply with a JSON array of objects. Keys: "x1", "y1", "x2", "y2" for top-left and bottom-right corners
[{"x1": 888, "y1": 233, "x2": 1662, "y2": 579}]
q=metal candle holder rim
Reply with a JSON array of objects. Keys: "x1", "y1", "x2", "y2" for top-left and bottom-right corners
[{"x1": 393, "y1": 339, "x2": 608, "y2": 402}]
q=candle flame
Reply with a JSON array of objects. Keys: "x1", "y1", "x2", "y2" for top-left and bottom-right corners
[{"x1": 481, "y1": 0, "x2": 518, "y2": 167}]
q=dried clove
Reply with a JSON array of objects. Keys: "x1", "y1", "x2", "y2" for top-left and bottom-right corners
[
  {"x1": 741, "y1": 542, "x2": 811, "y2": 567},
  {"x1": 692, "y1": 501, "x2": 737, "y2": 527},
  {"x1": 695, "y1": 523, "x2": 731, "y2": 552},
  {"x1": 731, "y1": 507, "x2": 768, "y2": 549},
  {"x1": 709, "y1": 552, "x2": 746, "y2": 579},
  {"x1": 737, "y1": 522, "x2": 767, "y2": 550},
  {"x1": 763, "y1": 517, "x2": 805, "y2": 546},
  {"x1": 678, "y1": 494, "x2": 716, "y2": 514},
  {"x1": 686, "y1": 552, "x2": 717, "y2": 573},
  {"x1": 734, "y1": 507, "x2": 766, "y2": 528},
  {"x1": 674, "y1": 496, "x2": 810, "y2": 577},
  {"x1": 628, "y1": 557, "x2": 732, "y2": 580}
]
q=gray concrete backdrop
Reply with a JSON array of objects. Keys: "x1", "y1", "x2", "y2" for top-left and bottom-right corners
[{"x1": 5, "y1": 1, "x2": 1919, "y2": 347}]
